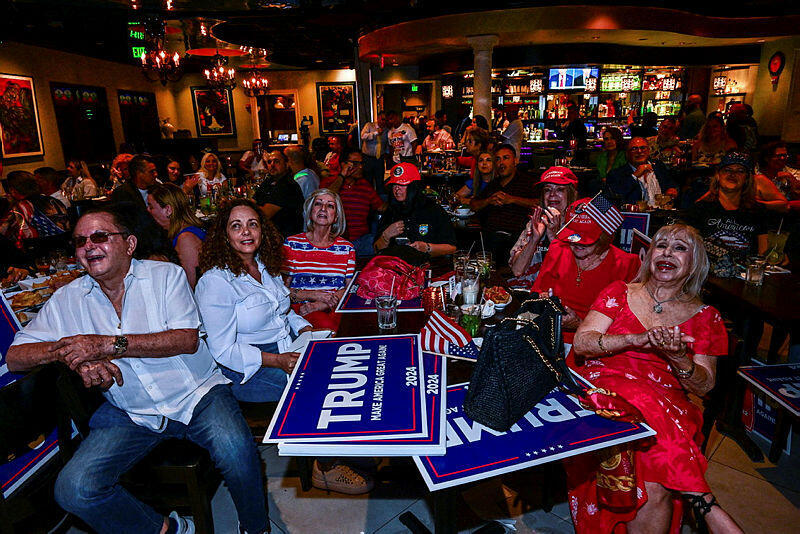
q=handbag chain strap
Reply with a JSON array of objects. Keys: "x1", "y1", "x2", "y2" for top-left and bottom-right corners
[{"x1": 523, "y1": 335, "x2": 562, "y2": 382}]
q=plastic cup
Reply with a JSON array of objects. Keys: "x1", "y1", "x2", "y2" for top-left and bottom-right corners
[
  {"x1": 460, "y1": 304, "x2": 481, "y2": 336},
  {"x1": 745, "y1": 256, "x2": 766, "y2": 286},
  {"x1": 766, "y1": 231, "x2": 789, "y2": 266},
  {"x1": 461, "y1": 262, "x2": 481, "y2": 305},
  {"x1": 376, "y1": 295, "x2": 398, "y2": 329}
]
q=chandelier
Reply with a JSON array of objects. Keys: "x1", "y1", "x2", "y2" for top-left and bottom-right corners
[
  {"x1": 242, "y1": 70, "x2": 269, "y2": 96},
  {"x1": 141, "y1": 47, "x2": 182, "y2": 86},
  {"x1": 204, "y1": 53, "x2": 236, "y2": 90}
]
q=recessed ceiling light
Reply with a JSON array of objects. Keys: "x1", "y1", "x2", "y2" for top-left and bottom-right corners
[
  {"x1": 315, "y1": 59, "x2": 323, "y2": 63},
  {"x1": 757, "y1": 39, "x2": 765, "y2": 43}
]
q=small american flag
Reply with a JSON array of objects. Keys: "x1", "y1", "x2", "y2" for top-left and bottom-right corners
[
  {"x1": 420, "y1": 310, "x2": 480, "y2": 361},
  {"x1": 581, "y1": 195, "x2": 623, "y2": 235}
]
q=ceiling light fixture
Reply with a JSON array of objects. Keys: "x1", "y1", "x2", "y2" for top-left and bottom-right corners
[
  {"x1": 442, "y1": 85, "x2": 454, "y2": 99},
  {"x1": 204, "y1": 53, "x2": 236, "y2": 90},
  {"x1": 139, "y1": 17, "x2": 182, "y2": 86}
]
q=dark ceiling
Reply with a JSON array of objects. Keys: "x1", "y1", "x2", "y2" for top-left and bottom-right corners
[{"x1": 2, "y1": 1, "x2": 800, "y2": 70}]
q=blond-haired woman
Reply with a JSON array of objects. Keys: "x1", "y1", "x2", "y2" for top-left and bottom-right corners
[
  {"x1": 197, "y1": 152, "x2": 227, "y2": 196},
  {"x1": 146, "y1": 183, "x2": 206, "y2": 287},
  {"x1": 568, "y1": 223, "x2": 742, "y2": 534}
]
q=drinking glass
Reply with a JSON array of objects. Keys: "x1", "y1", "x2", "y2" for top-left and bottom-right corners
[
  {"x1": 765, "y1": 231, "x2": 789, "y2": 266},
  {"x1": 745, "y1": 256, "x2": 766, "y2": 286},
  {"x1": 422, "y1": 287, "x2": 446, "y2": 315},
  {"x1": 453, "y1": 250, "x2": 470, "y2": 273},
  {"x1": 461, "y1": 261, "x2": 481, "y2": 305},
  {"x1": 460, "y1": 304, "x2": 481, "y2": 336},
  {"x1": 376, "y1": 295, "x2": 398, "y2": 329},
  {"x1": 475, "y1": 251, "x2": 493, "y2": 280}
]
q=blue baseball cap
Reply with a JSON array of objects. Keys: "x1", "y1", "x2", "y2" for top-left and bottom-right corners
[{"x1": 718, "y1": 152, "x2": 753, "y2": 173}]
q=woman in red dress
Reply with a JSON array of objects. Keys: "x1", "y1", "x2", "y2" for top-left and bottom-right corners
[
  {"x1": 532, "y1": 197, "x2": 640, "y2": 347},
  {"x1": 569, "y1": 223, "x2": 743, "y2": 533}
]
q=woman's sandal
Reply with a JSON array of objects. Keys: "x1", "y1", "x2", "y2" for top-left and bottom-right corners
[{"x1": 686, "y1": 492, "x2": 720, "y2": 518}]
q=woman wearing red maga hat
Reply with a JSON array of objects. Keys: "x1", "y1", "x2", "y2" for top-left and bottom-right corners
[
  {"x1": 531, "y1": 195, "x2": 640, "y2": 349},
  {"x1": 374, "y1": 163, "x2": 457, "y2": 258},
  {"x1": 509, "y1": 166, "x2": 579, "y2": 289}
]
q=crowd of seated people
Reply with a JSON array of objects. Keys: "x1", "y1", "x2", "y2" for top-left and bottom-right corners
[{"x1": 3, "y1": 104, "x2": 799, "y2": 533}]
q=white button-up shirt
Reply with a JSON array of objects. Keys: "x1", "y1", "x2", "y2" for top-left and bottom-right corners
[
  {"x1": 194, "y1": 263, "x2": 311, "y2": 384},
  {"x1": 11, "y1": 259, "x2": 228, "y2": 431}
]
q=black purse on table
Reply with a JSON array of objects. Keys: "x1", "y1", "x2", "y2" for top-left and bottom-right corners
[{"x1": 463, "y1": 296, "x2": 581, "y2": 432}]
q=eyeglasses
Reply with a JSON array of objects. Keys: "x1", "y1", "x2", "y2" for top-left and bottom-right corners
[
  {"x1": 74, "y1": 231, "x2": 127, "y2": 248},
  {"x1": 629, "y1": 146, "x2": 649, "y2": 152}
]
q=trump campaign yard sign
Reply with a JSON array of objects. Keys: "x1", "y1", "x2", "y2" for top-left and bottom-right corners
[
  {"x1": 265, "y1": 335, "x2": 429, "y2": 443},
  {"x1": 413, "y1": 381, "x2": 655, "y2": 491}
]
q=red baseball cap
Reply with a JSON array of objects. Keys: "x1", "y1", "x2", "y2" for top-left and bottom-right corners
[
  {"x1": 537, "y1": 166, "x2": 578, "y2": 187},
  {"x1": 386, "y1": 163, "x2": 421, "y2": 186},
  {"x1": 556, "y1": 198, "x2": 605, "y2": 245}
]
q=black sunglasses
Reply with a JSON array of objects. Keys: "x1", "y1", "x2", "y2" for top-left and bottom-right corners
[{"x1": 74, "y1": 231, "x2": 127, "y2": 248}]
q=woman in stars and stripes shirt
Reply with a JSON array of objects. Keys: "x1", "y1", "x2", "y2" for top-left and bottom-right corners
[{"x1": 282, "y1": 189, "x2": 355, "y2": 331}]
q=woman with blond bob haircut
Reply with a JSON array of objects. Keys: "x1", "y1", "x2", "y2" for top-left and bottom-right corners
[
  {"x1": 197, "y1": 152, "x2": 227, "y2": 196},
  {"x1": 567, "y1": 223, "x2": 742, "y2": 534},
  {"x1": 282, "y1": 189, "x2": 355, "y2": 331},
  {"x1": 146, "y1": 183, "x2": 206, "y2": 287}
]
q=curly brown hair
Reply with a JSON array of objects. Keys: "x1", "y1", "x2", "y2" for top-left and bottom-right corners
[{"x1": 198, "y1": 198, "x2": 283, "y2": 277}]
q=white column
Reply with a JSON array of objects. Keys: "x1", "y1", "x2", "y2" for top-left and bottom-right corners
[
  {"x1": 467, "y1": 35, "x2": 499, "y2": 122},
  {"x1": 249, "y1": 95, "x2": 261, "y2": 140}
]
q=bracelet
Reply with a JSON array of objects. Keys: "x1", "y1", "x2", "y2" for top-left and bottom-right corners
[
  {"x1": 672, "y1": 358, "x2": 696, "y2": 379},
  {"x1": 597, "y1": 334, "x2": 611, "y2": 355},
  {"x1": 425, "y1": 242, "x2": 431, "y2": 254}
]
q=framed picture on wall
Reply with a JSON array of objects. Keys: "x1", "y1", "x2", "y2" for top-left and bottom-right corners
[
  {"x1": 190, "y1": 87, "x2": 236, "y2": 138},
  {"x1": 0, "y1": 73, "x2": 44, "y2": 159},
  {"x1": 316, "y1": 82, "x2": 356, "y2": 135}
]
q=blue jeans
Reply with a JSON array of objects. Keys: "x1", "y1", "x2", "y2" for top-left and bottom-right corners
[
  {"x1": 55, "y1": 384, "x2": 268, "y2": 534},
  {"x1": 220, "y1": 342, "x2": 288, "y2": 402}
]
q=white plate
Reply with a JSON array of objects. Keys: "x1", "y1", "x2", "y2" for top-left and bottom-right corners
[{"x1": 451, "y1": 210, "x2": 475, "y2": 218}]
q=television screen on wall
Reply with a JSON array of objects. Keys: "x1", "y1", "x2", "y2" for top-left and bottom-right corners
[{"x1": 548, "y1": 67, "x2": 599, "y2": 90}]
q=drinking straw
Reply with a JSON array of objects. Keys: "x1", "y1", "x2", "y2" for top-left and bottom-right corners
[
  {"x1": 777, "y1": 217, "x2": 784, "y2": 235},
  {"x1": 390, "y1": 277, "x2": 395, "y2": 299},
  {"x1": 467, "y1": 241, "x2": 475, "y2": 257},
  {"x1": 480, "y1": 232, "x2": 485, "y2": 254}
]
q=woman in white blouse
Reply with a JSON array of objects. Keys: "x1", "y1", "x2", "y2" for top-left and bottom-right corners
[
  {"x1": 195, "y1": 199, "x2": 312, "y2": 402},
  {"x1": 197, "y1": 152, "x2": 228, "y2": 197}
]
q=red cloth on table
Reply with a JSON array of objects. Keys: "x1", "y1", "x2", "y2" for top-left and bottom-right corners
[
  {"x1": 565, "y1": 281, "x2": 728, "y2": 534},
  {"x1": 531, "y1": 241, "x2": 640, "y2": 343}
]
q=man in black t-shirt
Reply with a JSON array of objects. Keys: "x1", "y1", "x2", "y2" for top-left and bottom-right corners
[{"x1": 253, "y1": 150, "x2": 304, "y2": 238}]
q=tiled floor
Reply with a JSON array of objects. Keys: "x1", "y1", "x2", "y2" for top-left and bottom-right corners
[{"x1": 64, "y1": 424, "x2": 800, "y2": 533}]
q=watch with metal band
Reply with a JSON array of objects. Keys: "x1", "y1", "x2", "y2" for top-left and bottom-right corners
[
  {"x1": 672, "y1": 358, "x2": 695, "y2": 379},
  {"x1": 113, "y1": 335, "x2": 128, "y2": 357}
]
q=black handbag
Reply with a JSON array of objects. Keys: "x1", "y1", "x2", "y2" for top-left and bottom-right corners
[{"x1": 463, "y1": 296, "x2": 581, "y2": 432}]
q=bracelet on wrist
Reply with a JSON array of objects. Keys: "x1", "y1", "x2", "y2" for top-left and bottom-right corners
[
  {"x1": 672, "y1": 358, "x2": 696, "y2": 379},
  {"x1": 425, "y1": 242, "x2": 431, "y2": 254},
  {"x1": 597, "y1": 334, "x2": 611, "y2": 355}
]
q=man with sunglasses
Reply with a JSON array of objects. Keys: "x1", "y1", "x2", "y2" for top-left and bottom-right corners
[
  {"x1": 606, "y1": 136, "x2": 678, "y2": 206},
  {"x1": 6, "y1": 207, "x2": 270, "y2": 534}
]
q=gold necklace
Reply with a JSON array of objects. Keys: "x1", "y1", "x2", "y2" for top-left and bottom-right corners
[{"x1": 574, "y1": 252, "x2": 605, "y2": 285}]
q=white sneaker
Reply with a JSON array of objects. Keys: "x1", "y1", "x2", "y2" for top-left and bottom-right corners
[{"x1": 169, "y1": 511, "x2": 196, "y2": 534}]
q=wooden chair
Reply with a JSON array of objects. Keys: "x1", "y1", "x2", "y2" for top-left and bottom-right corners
[{"x1": 55, "y1": 370, "x2": 221, "y2": 534}]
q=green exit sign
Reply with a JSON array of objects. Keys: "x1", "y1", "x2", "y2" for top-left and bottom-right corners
[
  {"x1": 129, "y1": 30, "x2": 145, "y2": 40},
  {"x1": 411, "y1": 84, "x2": 419, "y2": 92},
  {"x1": 131, "y1": 46, "x2": 146, "y2": 59}
]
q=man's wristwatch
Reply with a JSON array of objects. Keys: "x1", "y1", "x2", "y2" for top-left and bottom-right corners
[
  {"x1": 425, "y1": 242, "x2": 431, "y2": 254},
  {"x1": 112, "y1": 335, "x2": 128, "y2": 358}
]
